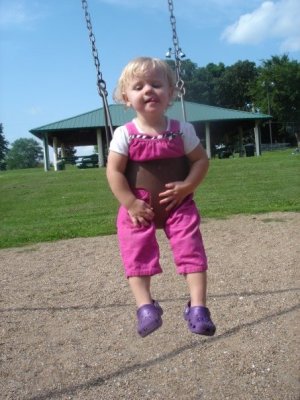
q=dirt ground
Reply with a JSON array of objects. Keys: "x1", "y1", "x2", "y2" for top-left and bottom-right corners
[{"x1": 1, "y1": 212, "x2": 299, "y2": 400}]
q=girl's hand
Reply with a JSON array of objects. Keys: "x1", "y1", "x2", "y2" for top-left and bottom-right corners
[
  {"x1": 128, "y1": 199, "x2": 154, "y2": 227},
  {"x1": 159, "y1": 144, "x2": 209, "y2": 212},
  {"x1": 159, "y1": 181, "x2": 191, "y2": 212}
]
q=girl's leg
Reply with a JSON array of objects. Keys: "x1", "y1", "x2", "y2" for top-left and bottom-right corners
[
  {"x1": 117, "y1": 194, "x2": 162, "y2": 279},
  {"x1": 128, "y1": 276, "x2": 152, "y2": 307},
  {"x1": 184, "y1": 271, "x2": 215, "y2": 336},
  {"x1": 116, "y1": 191, "x2": 163, "y2": 337},
  {"x1": 185, "y1": 271, "x2": 207, "y2": 307},
  {"x1": 164, "y1": 199, "x2": 215, "y2": 335},
  {"x1": 128, "y1": 275, "x2": 163, "y2": 337},
  {"x1": 164, "y1": 197, "x2": 208, "y2": 276}
]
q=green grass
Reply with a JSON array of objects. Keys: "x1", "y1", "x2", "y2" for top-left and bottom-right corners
[
  {"x1": 0, "y1": 150, "x2": 299, "y2": 249},
  {"x1": 197, "y1": 149, "x2": 300, "y2": 217}
]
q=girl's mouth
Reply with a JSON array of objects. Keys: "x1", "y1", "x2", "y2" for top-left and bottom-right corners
[{"x1": 145, "y1": 97, "x2": 158, "y2": 103}]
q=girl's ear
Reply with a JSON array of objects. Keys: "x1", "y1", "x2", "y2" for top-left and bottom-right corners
[{"x1": 122, "y1": 93, "x2": 131, "y2": 107}]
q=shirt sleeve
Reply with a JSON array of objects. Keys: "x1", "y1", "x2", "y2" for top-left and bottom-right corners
[
  {"x1": 180, "y1": 121, "x2": 200, "y2": 154},
  {"x1": 109, "y1": 125, "x2": 129, "y2": 156}
]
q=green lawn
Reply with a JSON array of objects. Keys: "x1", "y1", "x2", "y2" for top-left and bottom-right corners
[
  {"x1": 197, "y1": 149, "x2": 300, "y2": 216},
  {"x1": 0, "y1": 149, "x2": 299, "y2": 249}
]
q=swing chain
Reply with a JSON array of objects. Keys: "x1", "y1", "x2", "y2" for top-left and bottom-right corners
[
  {"x1": 81, "y1": 0, "x2": 108, "y2": 98},
  {"x1": 167, "y1": 0, "x2": 185, "y2": 97},
  {"x1": 81, "y1": 0, "x2": 114, "y2": 145}
]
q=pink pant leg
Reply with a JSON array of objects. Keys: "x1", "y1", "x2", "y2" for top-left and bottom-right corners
[
  {"x1": 164, "y1": 196, "x2": 208, "y2": 274},
  {"x1": 116, "y1": 190, "x2": 162, "y2": 278}
]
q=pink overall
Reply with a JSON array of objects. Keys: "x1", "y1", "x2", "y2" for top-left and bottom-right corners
[{"x1": 117, "y1": 120, "x2": 208, "y2": 278}]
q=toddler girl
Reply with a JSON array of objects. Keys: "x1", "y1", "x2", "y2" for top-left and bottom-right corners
[{"x1": 106, "y1": 57, "x2": 216, "y2": 338}]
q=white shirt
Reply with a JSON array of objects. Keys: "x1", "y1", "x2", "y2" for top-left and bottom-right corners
[{"x1": 109, "y1": 118, "x2": 200, "y2": 157}]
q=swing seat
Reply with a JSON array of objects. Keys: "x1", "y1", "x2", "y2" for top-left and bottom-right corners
[{"x1": 125, "y1": 156, "x2": 189, "y2": 228}]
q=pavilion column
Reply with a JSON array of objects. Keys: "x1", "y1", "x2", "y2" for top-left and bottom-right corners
[
  {"x1": 205, "y1": 122, "x2": 211, "y2": 159},
  {"x1": 238, "y1": 126, "x2": 244, "y2": 156},
  {"x1": 53, "y1": 136, "x2": 58, "y2": 171},
  {"x1": 42, "y1": 133, "x2": 50, "y2": 172},
  {"x1": 97, "y1": 128, "x2": 104, "y2": 167},
  {"x1": 61, "y1": 143, "x2": 66, "y2": 158},
  {"x1": 254, "y1": 121, "x2": 262, "y2": 156}
]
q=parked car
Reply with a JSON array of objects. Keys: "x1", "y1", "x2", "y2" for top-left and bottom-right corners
[{"x1": 76, "y1": 154, "x2": 99, "y2": 169}]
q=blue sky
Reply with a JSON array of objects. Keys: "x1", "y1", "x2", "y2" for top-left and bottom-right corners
[{"x1": 1, "y1": 0, "x2": 299, "y2": 155}]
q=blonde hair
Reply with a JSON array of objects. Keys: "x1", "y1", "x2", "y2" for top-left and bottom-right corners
[{"x1": 113, "y1": 57, "x2": 176, "y2": 104}]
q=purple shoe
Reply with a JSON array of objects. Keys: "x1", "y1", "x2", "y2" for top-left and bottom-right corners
[
  {"x1": 137, "y1": 300, "x2": 163, "y2": 337},
  {"x1": 184, "y1": 302, "x2": 216, "y2": 336}
]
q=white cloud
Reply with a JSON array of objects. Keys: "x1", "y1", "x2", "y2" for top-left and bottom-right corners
[
  {"x1": 0, "y1": 0, "x2": 43, "y2": 29},
  {"x1": 221, "y1": 0, "x2": 300, "y2": 52}
]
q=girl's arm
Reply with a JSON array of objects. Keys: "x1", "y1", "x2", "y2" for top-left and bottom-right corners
[
  {"x1": 159, "y1": 143, "x2": 209, "y2": 211},
  {"x1": 106, "y1": 151, "x2": 136, "y2": 209},
  {"x1": 183, "y1": 143, "x2": 209, "y2": 191},
  {"x1": 106, "y1": 151, "x2": 154, "y2": 226}
]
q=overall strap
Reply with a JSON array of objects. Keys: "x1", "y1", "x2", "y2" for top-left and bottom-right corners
[{"x1": 125, "y1": 122, "x2": 139, "y2": 135}]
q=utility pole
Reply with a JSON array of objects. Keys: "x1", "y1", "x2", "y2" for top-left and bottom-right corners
[{"x1": 262, "y1": 81, "x2": 275, "y2": 150}]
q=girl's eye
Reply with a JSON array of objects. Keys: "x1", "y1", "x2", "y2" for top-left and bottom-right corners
[{"x1": 152, "y1": 82, "x2": 161, "y2": 88}]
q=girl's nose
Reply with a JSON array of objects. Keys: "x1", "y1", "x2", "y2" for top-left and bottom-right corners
[{"x1": 144, "y1": 84, "x2": 153, "y2": 93}]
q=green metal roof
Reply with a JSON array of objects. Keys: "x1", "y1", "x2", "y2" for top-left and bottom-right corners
[{"x1": 30, "y1": 101, "x2": 270, "y2": 134}]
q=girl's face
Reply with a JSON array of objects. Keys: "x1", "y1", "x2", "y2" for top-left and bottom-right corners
[{"x1": 123, "y1": 68, "x2": 173, "y2": 119}]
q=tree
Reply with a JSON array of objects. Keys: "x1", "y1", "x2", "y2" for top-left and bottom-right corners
[
  {"x1": 251, "y1": 55, "x2": 300, "y2": 141},
  {"x1": 166, "y1": 59, "x2": 225, "y2": 104},
  {"x1": 0, "y1": 123, "x2": 9, "y2": 170},
  {"x1": 259, "y1": 55, "x2": 300, "y2": 122},
  {"x1": 169, "y1": 55, "x2": 299, "y2": 144},
  {"x1": 215, "y1": 60, "x2": 258, "y2": 109},
  {"x1": 6, "y1": 138, "x2": 43, "y2": 170},
  {"x1": 183, "y1": 60, "x2": 225, "y2": 105},
  {"x1": 58, "y1": 145, "x2": 77, "y2": 164}
]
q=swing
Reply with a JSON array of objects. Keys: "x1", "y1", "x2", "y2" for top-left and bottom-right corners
[{"x1": 81, "y1": 0, "x2": 189, "y2": 228}]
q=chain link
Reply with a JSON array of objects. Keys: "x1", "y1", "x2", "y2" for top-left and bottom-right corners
[
  {"x1": 81, "y1": 0, "x2": 108, "y2": 98},
  {"x1": 167, "y1": 0, "x2": 185, "y2": 97}
]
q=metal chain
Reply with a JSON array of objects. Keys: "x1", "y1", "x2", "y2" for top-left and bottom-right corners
[
  {"x1": 167, "y1": 0, "x2": 185, "y2": 97},
  {"x1": 81, "y1": 0, "x2": 113, "y2": 143},
  {"x1": 81, "y1": 0, "x2": 108, "y2": 98}
]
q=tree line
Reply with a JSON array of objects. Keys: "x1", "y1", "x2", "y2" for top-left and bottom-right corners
[
  {"x1": 1, "y1": 55, "x2": 299, "y2": 170},
  {"x1": 0, "y1": 125, "x2": 43, "y2": 170},
  {"x1": 169, "y1": 54, "x2": 300, "y2": 143}
]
